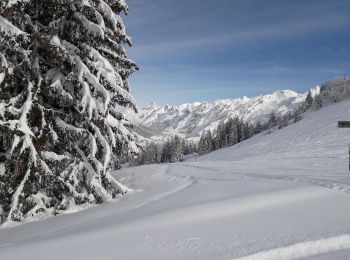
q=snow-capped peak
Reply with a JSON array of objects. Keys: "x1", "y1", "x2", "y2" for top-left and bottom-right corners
[{"x1": 134, "y1": 89, "x2": 312, "y2": 141}]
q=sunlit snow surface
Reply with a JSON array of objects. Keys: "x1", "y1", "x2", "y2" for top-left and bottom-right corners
[{"x1": 1, "y1": 100, "x2": 350, "y2": 259}]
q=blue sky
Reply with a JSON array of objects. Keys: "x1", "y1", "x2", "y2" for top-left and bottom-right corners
[{"x1": 123, "y1": 0, "x2": 350, "y2": 107}]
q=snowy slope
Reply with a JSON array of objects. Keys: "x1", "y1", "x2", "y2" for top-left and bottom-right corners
[
  {"x1": 132, "y1": 89, "x2": 318, "y2": 141},
  {"x1": 1, "y1": 100, "x2": 350, "y2": 259}
]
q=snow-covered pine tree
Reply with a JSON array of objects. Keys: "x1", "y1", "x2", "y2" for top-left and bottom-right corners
[
  {"x1": 215, "y1": 122, "x2": 226, "y2": 149},
  {"x1": 198, "y1": 130, "x2": 214, "y2": 155},
  {"x1": 254, "y1": 121, "x2": 263, "y2": 134},
  {"x1": 277, "y1": 114, "x2": 289, "y2": 129},
  {"x1": 206, "y1": 130, "x2": 214, "y2": 153},
  {"x1": 161, "y1": 139, "x2": 172, "y2": 163},
  {"x1": 237, "y1": 118, "x2": 245, "y2": 142},
  {"x1": 0, "y1": 0, "x2": 138, "y2": 223},
  {"x1": 170, "y1": 135, "x2": 184, "y2": 163},
  {"x1": 314, "y1": 94, "x2": 323, "y2": 110},
  {"x1": 304, "y1": 90, "x2": 314, "y2": 109},
  {"x1": 293, "y1": 107, "x2": 303, "y2": 123},
  {"x1": 147, "y1": 143, "x2": 162, "y2": 164},
  {"x1": 183, "y1": 141, "x2": 196, "y2": 155},
  {"x1": 226, "y1": 118, "x2": 238, "y2": 146},
  {"x1": 243, "y1": 121, "x2": 253, "y2": 140},
  {"x1": 320, "y1": 76, "x2": 350, "y2": 103},
  {"x1": 198, "y1": 131, "x2": 206, "y2": 155},
  {"x1": 267, "y1": 111, "x2": 278, "y2": 129}
]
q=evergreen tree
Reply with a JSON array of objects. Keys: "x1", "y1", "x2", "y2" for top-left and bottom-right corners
[
  {"x1": 198, "y1": 130, "x2": 214, "y2": 155},
  {"x1": 206, "y1": 130, "x2": 214, "y2": 152},
  {"x1": 132, "y1": 149, "x2": 145, "y2": 166},
  {"x1": 304, "y1": 90, "x2": 314, "y2": 109},
  {"x1": 267, "y1": 111, "x2": 278, "y2": 128},
  {"x1": 198, "y1": 131, "x2": 207, "y2": 155},
  {"x1": 320, "y1": 76, "x2": 350, "y2": 103},
  {"x1": 144, "y1": 142, "x2": 161, "y2": 164},
  {"x1": 215, "y1": 122, "x2": 226, "y2": 149},
  {"x1": 161, "y1": 139, "x2": 172, "y2": 163},
  {"x1": 254, "y1": 121, "x2": 263, "y2": 134},
  {"x1": 314, "y1": 94, "x2": 323, "y2": 110},
  {"x1": 278, "y1": 114, "x2": 289, "y2": 129},
  {"x1": 293, "y1": 107, "x2": 303, "y2": 123},
  {"x1": 236, "y1": 118, "x2": 245, "y2": 142},
  {"x1": 184, "y1": 141, "x2": 196, "y2": 155},
  {"x1": 227, "y1": 119, "x2": 238, "y2": 146},
  {"x1": 170, "y1": 135, "x2": 184, "y2": 162},
  {"x1": 243, "y1": 121, "x2": 253, "y2": 140},
  {"x1": 0, "y1": 0, "x2": 138, "y2": 222}
]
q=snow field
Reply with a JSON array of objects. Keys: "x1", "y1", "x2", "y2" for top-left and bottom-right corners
[{"x1": 1, "y1": 100, "x2": 350, "y2": 259}]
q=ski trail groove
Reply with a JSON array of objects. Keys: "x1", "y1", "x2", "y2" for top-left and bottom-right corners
[
  {"x1": 177, "y1": 163, "x2": 350, "y2": 195},
  {"x1": 235, "y1": 234, "x2": 350, "y2": 260}
]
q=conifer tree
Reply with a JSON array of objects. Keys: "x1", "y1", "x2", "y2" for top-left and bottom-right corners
[
  {"x1": 198, "y1": 131, "x2": 207, "y2": 155},
  {"x1": 183, "y1": 140, "x2": 196, "y2": 155},
  {"x1": 305, "y1": 90, "x2": 314, "y2": 109},
  {"x1": 314, "y1": 94, "x2": 323, "y2": 110},
  {"x1": 237, "y1": 118, "x2": 245, "y2": 142},
  {"x1": 215, "y1": 122, "x2": 225, "y2": 149},
  {"x1": 278, "y1": 114, "x2": 289, "y2": 129},
  {"x1": 243, "y1": 122, "x2": 253, "y2": 140},
  {"x1": 170, "y1": 135, "x2": 184, "y2": 162},
  {"x1": 198, "y1": 130, "x2": 214, "y2": 155},
  {"x1": 267, "y1": 111, "x2": 278, "y2": 128},
  {"x1": 254, "y1": 121, "x2": 263, "y2": 134},
  {"x1": 0, "y1": 0, "x2": 138, "y2": 222},
  {"x1": 143, "y1": 143, "x2": 161, "y2": 164},
  {"x1": 160, "y1": 139, "x2": 172, "y2": 163},
  {"x1": 293, "y1": 107, "x2": 303, "y2": 123},
  {"x1": 227, "y1": 118, "x2": 238, "y2": 146}
]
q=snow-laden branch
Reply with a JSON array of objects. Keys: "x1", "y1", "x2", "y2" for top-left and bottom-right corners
[
  {"x1": 7, "y1": 167, "x2": 31, "y2": 221},
  {"x1": 84, "y1": 45, "x2": 135, "y2": 104},
  {"x1": 75, "y1": 56, "x2": 111, "y2": 115},
  {"x1": 3, "y1": 0, "x2": 31, "y2": 10},
  {"x1": 0, "y1": 15, "x2": 26, "y2": 36}
]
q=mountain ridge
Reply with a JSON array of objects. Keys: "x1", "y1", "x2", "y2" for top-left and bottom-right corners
[{"x1": 130, "y1": 88, "x2": 320, "y2": 143}]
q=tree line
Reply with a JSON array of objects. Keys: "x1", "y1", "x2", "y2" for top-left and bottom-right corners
[{"x1": 131, "y1": 136, "x2": 197, "y2": 165}]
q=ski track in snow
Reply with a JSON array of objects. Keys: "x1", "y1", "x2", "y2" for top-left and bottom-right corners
[
  {"x1": 177, "y1": 162, "x2": 350, "y2": 195},
  {"x1": 126, "y1": 165, "x2": 195, "y2": 210},
  {"x1": 236, "y1": 235, "x2": 350, "y2": 260}
]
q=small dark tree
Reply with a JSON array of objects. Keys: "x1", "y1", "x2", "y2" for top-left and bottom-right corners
[
  {"x1": 198, "y1": 130, "x2": 214, "y2": 155},
  {"x1": 268, "y1": 111, "x2": 278, "y2": 128},
  {"x1": 314, "y1": 94, "x2": 323, "y2": 110},
  {"x1": 293, "y1": 108, "x2": 303, "y2": 123},
  {"x1": 254, "y1": 121, "x2": 263, "y2": 134},
  {"x1": 237, "y1": 118, "x2": 245, "y2": 142},
  {"x1": 305, "y1": 90, "x2": 314, "y2": 109}
]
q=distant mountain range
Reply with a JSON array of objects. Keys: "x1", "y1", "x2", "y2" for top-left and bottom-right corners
[{"x1": 128, "y1": 88, "x2": 319, "y2": 144}]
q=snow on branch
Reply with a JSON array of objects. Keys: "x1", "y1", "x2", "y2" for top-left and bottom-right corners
[
  {"x1": 84, "y1": 45, "x2": 134, "y2": 101},
  {"x1": 76, "y1": 13, "x2": 105, "y2": 39},
  {"x1": 0, "y1": 15, "x2": 26, "y2": 36},
  {"x1": 0, "y1": 52, "x2": 8, "y2": 68},
  {"x1": 7, "y1": 167, "x2": 31, "y2": 221},
  {"x1": 75, "y1": 56, "x2": 111, "y2": 115},
  {"x1": 2, "y1": 0, "x2": 31, "y2": 10}
]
